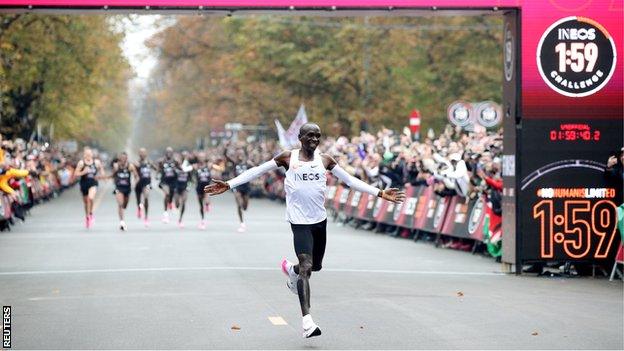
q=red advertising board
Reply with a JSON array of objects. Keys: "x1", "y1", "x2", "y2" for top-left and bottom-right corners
[
  {"x1": 343, "y1": 190, "x2": 361, "y2": 217},
  {"x1": 393, "y1": 186, "x2": 420, "y2": 228},
  {"x1": 355, "y1": 193, "x2": 377, "y2": 222},
  {"x1": 440, "y1": 196, "x2": 487, "y2": 240}
]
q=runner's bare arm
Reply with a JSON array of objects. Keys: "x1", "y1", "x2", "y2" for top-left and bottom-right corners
[
  {"x1": 321, "y1": 154, "x2": 406, "y2": 204},
  {"x1": 130, "y1": 164, "x2": 138, "y2": 180},
  {"x1": 273, "y1": 150, "x2": 291, "y2": 170},
  {"x1": 74, "y1": 160, "x2": 84, "y2": 178},
  {"x1": 97, "y1": 161, "x2": 112, "y2": 180},
  {"x1": 204, "y1": 151, "x2": 289, "y2": 196},
  {"x1": 73, "y1": 160, "x2": 85, "y2": 177}
]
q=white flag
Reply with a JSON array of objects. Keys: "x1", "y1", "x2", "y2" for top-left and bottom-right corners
[
  {"x1": 277, "y1": 104, "x2": 309, "y2": 148},
  {"x1": 274, "y1": 119, "x2": 288, "y2": 148}
]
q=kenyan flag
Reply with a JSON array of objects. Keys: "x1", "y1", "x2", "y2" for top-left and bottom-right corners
[{"x1": 483, "y1": 214, "x2": 502, "y2": 258}]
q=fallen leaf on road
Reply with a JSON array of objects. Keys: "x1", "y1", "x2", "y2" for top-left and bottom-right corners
[
  {"x1": 531, "y1": 331, "x2": 538, "y2": 336},
  {"x1": 456, "y1": 291, "x2": 464, "y2": 297},
  {"x1": 231, "y1": 325, "x2": 241, "y2": 331}
]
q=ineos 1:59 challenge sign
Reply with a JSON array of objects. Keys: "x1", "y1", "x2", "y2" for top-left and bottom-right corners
[
  {"x1": 520, "y1": 14, "x2": 622, "y2": 263},
  {"x1": 537, "y1": 16, "x2": 616, "y2": 98}
]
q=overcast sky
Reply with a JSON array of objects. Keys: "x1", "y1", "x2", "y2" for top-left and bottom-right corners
[{"x1": 120, "y1": 15, "x2": 161, "y2": 80}]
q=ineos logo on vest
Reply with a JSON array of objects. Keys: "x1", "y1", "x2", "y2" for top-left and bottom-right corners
[{"x1": 294, "y1": 173, "x2": 321, "y2": 181}]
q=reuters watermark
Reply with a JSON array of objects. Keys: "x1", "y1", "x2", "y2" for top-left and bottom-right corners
[{"x1": 2, "y1": 306, "x2": 10, "y2": 349}]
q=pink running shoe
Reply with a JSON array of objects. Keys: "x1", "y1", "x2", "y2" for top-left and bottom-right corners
[
  {"x1": 85, "y1": 216, "x2": 90, "y2": 229},
  {"x1": 144, "y1": 219, "x2": 150, "y2": 228},
  {"x1": 178, "y1": 221, "x2": 185, "y2": 229},
  {"x1": 198, "y1": 220, "x2": 206, "y2": 230},
  {"x1": 137, "y1": 205, "x2": 143, "y2": 219},
  {"x1": 237, "y1": 223, "x2": 246, "y2": 233}
]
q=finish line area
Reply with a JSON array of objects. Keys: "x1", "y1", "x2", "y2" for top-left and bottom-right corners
[{"x1": 0, "y1": 186, "x2": 621, "y2": 349}]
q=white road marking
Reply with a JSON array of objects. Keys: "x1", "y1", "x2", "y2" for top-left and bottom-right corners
[
  {"x1": 0, "y1": 266, "x2": 505, "y2": 276},
  {"x1": 27, "y1": 292, "x2": 203, "y2": 301},
  {"x1": 268, "y1": 316, "x2": 288, "y2": 326}
]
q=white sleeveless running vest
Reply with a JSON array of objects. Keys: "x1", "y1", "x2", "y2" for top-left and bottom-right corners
[{"x1": 284, "y1": 149, "x2": 327, "y2": 224}]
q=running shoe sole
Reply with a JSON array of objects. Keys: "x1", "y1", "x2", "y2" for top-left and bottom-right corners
[{"x1": 304, "y1": 326, "x2": 322, "y2": 338}]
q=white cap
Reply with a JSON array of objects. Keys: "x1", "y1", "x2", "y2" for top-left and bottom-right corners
[
  {"x1": 422, "y1": 158, "x2": 436, "y2": 172},
  {"x1": 449, "y1": 153, "x2": 462, "y2": 161}
]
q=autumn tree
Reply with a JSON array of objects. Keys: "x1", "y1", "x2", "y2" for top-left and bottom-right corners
[
  {"x1": 0, "y1": 14, "x2": 131, "y2": 150},
  {"x1": 140, "y1": 14, "x2": 502, "y2": 147}
]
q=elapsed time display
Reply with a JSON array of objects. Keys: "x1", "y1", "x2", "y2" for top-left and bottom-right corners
[{"x1": 549, "y1": 123, "x2": 600, "y2": 141}]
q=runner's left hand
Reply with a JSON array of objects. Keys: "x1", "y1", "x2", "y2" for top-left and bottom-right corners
[
  {"x1": 381, "y1": 188, "x2": 406, "y2": 203},
  {"x1": 204, "y1": 180, "x2": 230, "y2": 195}
]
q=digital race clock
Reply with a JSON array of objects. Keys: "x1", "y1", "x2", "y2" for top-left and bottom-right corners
[{"x1": 548, "y1": 123, "x2": 601, "y2": 142}]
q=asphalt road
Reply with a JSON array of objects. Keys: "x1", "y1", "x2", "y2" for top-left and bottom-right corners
[{"x1": 0, "y1": 181, "x2": 622, "y2": 350}]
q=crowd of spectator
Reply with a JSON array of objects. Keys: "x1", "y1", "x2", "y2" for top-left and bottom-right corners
[
  {"x1": 0, "y1": 134, "x2": 78, "y2": 230},
  {"x1": 214, "y1": 124, "x2": 503, "y2": 202},
  {"x1": 205, "y1": 124, "x2": 505, "y2": 256},
  {"x1": 319, "y1": 125, "x2": 503, "y2": 202}
]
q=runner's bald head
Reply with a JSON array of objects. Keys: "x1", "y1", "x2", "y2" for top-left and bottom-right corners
[
  {"x1": 298, "y1": 123, "x2": 321, "y2": 152},
  {"x1": 299, "y1": 123, "x2": 321, "y2": 138}
]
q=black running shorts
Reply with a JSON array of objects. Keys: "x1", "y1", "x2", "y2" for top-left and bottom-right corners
[
  {"x1": 290, "y1": 219, "x2": 327, "y2": 272},
  {"x1": 159, "y1": 179, "x2": 176, "y2": 192},
  {"x1": 113, "y1": 186, "x2": 131, "y2": 197},
  {"x1": 233, "y1": 183, "x2": 251, "y2": 195},
  {"x1": 197, "y1": 182, "x2": 211, "y2": 195},
  {"x1": 176, "y1": 181, "x2": 188, "y2": 195},
  {"x1": 135, "y1": 179, "x2": 151, "y2": 193},
  {"x1": 79, "y1": 179, "x2": 98, "y2": 196}
]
